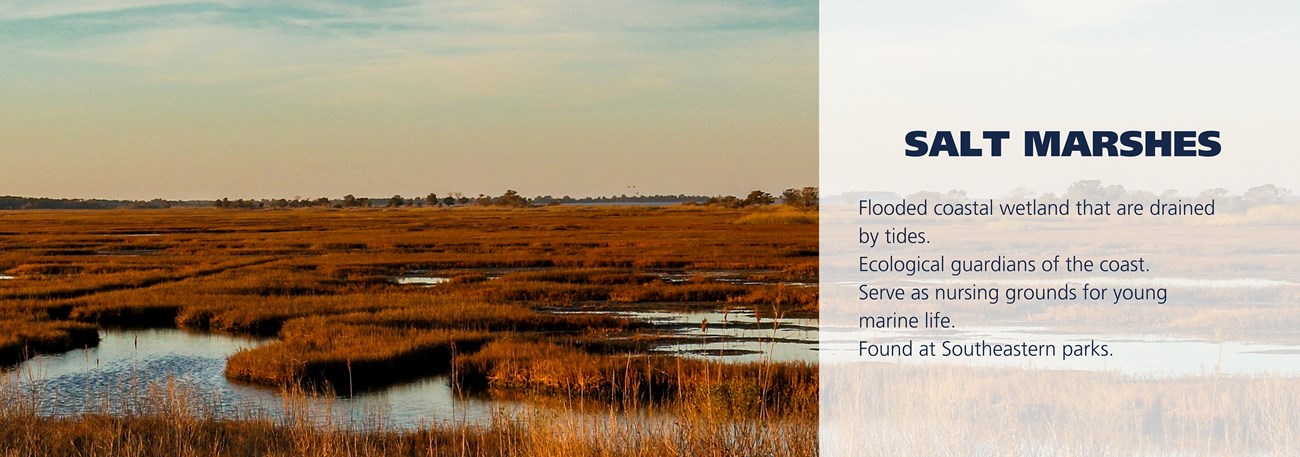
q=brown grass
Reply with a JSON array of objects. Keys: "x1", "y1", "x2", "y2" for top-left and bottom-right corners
[
  {"x1": 454, "y1": 339, "x2": 816, "y2": 415},
  {"x1": 0, "y1": 206, "x2": 815, "y2": 360},
  {"x1": 0, "y1": 205, "x2": 818, "y2": 452},
  {"x1": 226, "y1": 317, "x2": 490, "y2": 390},
  {"x1": 0, "y1": 372, "x2": 816, "y2": 457},
  {"x1": 0, "y1": 317, "x2": 99, "y2": 366},
  {"x1": 733, "y1": 208, "x2": 818, "y2": 225}
]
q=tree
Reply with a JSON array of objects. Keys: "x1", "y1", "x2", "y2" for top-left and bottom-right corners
[
  {"x1": 1007, "y1": 187, "x2": 1035, "y2": 200},
  {"x1": 1243, "y1": 184, "x2": 1289, "y2": 207},
  {"x1": 388, "y1": 195, "x2": 405, "y2": 208},
  {"x1": 743, "y1": 190, "x2": 774, "y2": 206},
  {"x1": 442, "y1": 196, "x2": 456, "y2": 206},
  {"x1": 494, "y1": 190, "x2": 529, "y2": 207},
  {"x1": 906, "y1": 190, "x2": 946, "y2": 202},
  {"x1": 425, "y1": 193, "x2": 439, "y2": 207},
  {"x1": 782, "y1": 187, "x2": 819, "y2": 210},
  {"x1": 1198, "y1": 187, "x2": 1230, "y2": 201},
  {"x1": 342, "y1": 194, "x2": 357, "y2": 207},
  {"x1": 707, "y1": 195, "x2": 742, "y2": 208},
  {"x1": 1065, "y1": 180, "x2": 1105, "y2": 201}
]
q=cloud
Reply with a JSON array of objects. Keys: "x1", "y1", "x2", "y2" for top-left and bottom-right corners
[
  {"x1": 6, "y1": 0, "x2": 814, "y2": 107},
  {"x1": 0, "y1": 0, "x2": 238, "y2": 20},
  {"x1": 0, "y1": 1, "x2": 818, "y2": 200}
]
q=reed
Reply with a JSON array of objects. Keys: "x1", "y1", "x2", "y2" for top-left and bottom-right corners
[
  {"x1": 733, "y1": 208, "x2": 818, "y2": 225},
  {"x1": 226, "y1": 317, "x2": 491, "y2": 390},
  {"x1": 1, "y1": 356, "x2": 817, "y2": 456},
  {"x1": 0, "y1": 206, "x2": 819, "y2": 455},
  {"x1": 453, "y1": 338, "x2": 817, "y2": 416}
]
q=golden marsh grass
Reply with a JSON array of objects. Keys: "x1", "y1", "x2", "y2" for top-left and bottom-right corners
[{"x1": 0, "y1": 206, "x2": 818, "y2": 456}]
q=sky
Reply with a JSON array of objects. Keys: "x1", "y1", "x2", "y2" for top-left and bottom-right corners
[
  {"x1": 822, "y1": 0, "x2": 1300, "y2": 197},
  {"x1": 0, "y1": 0, "x2": 817, "y2": 200}
]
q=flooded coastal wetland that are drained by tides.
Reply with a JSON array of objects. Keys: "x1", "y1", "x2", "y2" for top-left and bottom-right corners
[{"x1": 0, "y1": 206, "x2": 819, "y2": 456}]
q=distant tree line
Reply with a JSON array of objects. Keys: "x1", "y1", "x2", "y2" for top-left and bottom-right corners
[
  {"x1": 693, "y1": 187, "x2": 819, "y2": 210},
  {"x1": 0, "y1": 196, "x2": 194, "y2": 210},
  {"x1": 540, "y1": 194, "x2": 712, "y2": 205},
  {"x1": 213, "y1": 191, "x2": 725, "y2": 209},
  {"x1": 0, "y1": 187, "x2": 821, "y2": 211},
  {"x1": 213, "y1": 197, "x2": 330, "y2": 209}
]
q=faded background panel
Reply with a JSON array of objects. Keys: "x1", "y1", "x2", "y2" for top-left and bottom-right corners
[{"x1": 822, "y1": 1, "x2": 1300, "y2": 455}]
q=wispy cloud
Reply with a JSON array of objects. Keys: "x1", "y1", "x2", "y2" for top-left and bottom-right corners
[
  {"x1": 0, "y1": 0, "x2": 236, "y2": 20},
  {"x1": 5, "y1": 0, "x2": 814, "y2": 105},
  {"x1": 0, "y1": 0, "x2": 817, "y2": 199}
]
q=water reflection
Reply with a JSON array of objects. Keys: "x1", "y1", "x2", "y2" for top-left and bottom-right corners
[
  {"x1": 394, "y1": 276, "x2": 451, "y2": 286},
  {"x1": 6, "y1": 329, "x2": 505, "y2": 429},
  {"x1": 604, "y1": 310, "x2": 818, "y2": 363}
]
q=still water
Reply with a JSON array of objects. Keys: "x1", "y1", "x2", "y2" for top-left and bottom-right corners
[
  {"x1": 611, "y1": 310, "x2": 818, "y2": 363},
  {"x1": 6, "y1": 329, "x2": 503, "y2": 429},
  {"x1": 4, "y1": 311, "x2": 816, "y2": 429}
]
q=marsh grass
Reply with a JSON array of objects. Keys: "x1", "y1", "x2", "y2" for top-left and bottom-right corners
[
  {"x1": 226, "y1": 318, "x2": 491, "y2": 390},
  {"x1": 1, "y1": 350, "x2": 817, "y2": 457},
  {"x1": 0, "y1": 207, "x2": 819, "y2": 455},
  {"x1": 0, "y1": 317, "x2": 98, "y2": 365},
  {"x1": 733, "y1": 208, "x2": 818, "y2": 225},
  {"x1": 453, "y1": 339, "x2": 815, "y2": 414},
  {"x1": 0, "y1": 207, "x2": 817, "y2": 378}
]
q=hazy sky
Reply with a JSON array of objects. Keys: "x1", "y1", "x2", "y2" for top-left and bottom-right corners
[
  {"x1": 0, "y1": 1, "x2": 816, "y2": 200},
  {"x1": 823, "y1": 0, "x2": 1299, "y2": 197}
]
